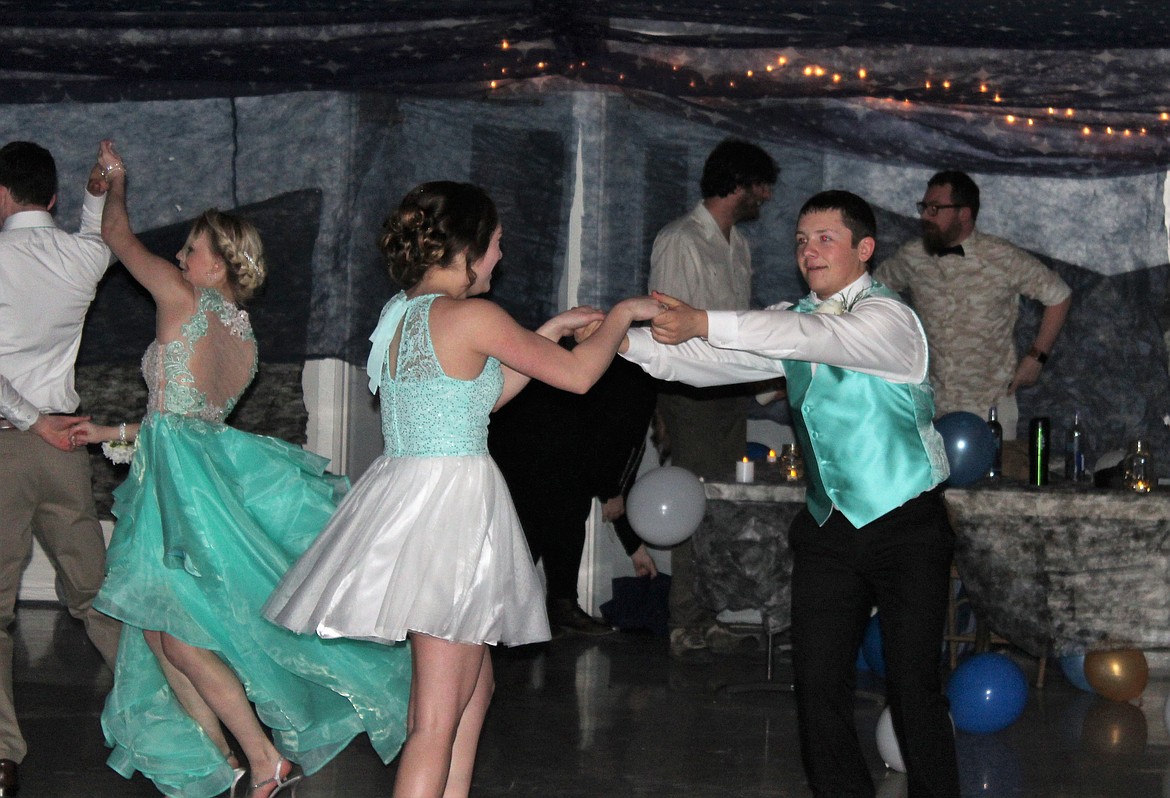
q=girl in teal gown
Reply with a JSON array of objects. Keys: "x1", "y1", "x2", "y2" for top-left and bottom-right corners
[{"x1": 74, "y1": 141, "x2": 410, "y2": 798}]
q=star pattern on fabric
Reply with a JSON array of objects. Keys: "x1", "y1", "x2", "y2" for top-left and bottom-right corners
[{"x1": 2, "y1": 0, "x2": 1170, "y2": 174}]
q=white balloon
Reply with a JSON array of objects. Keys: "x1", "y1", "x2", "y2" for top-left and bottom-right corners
[
  {"x1": 876, "y1": 706, "x2": 907, "y2": 773},
  {"x1": 626, "y1": 466, "x2": 707, "y2": 547}
]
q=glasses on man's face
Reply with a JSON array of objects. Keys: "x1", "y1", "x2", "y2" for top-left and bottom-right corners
[{"x1": 916, "y1": 202, "x2": 965, "y2": 217}]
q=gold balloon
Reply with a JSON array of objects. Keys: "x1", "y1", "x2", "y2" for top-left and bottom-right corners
[{"x1": 1083, "y1": 649, "x2": 1149, "y2": 702}]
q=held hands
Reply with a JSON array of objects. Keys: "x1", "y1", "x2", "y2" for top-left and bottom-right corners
[
  {"x1": 616, "y1": 294, "x2": 668, "y2": 323},
  {"x1": 67, "y1": 420, "x2": 107, "y2": 447},
  {"x1": 70, "y1": 420, "x2": 139, "y2": 446},
  {"x1": 573, "y1": 318, "x2": 603, "y2": 344},
  {"x1": 649, "y1": 291, "x2": 708, "y2": 344},
  {"x1": 30, "y1": 415, "x2": 90, "y2": 452},
  {"x1": 86, "y1": 161, "x2": 109, "y2": 197},
  {"x1": 87, "y1": 140, "x2": 125, "y2": 197},
  {"x1": 572, "y1": 295, "x2": 667, "y2": 345},
  {"x1": 537, "y1": 305, "x2": 605, "y2": 341},
  {"x1": 97, "y1": 139, "x2": 126, "y2": 183}
]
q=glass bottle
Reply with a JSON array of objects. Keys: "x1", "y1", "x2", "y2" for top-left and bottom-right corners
[
  {"x1": 1029, "y1": 417, "x2": 1050, "y2": 486},
  {"x1": 780, "y1": 443, "x2": 805, "y2": 482},
  {"x1": 1064, "y1": 409, "x2": 1087, "y2": 482},
  {"x1": 986, "y1": 406, "x2": 1002, "y2": 480},
  {"x1": 1123, "y1": 439, "x2": 1153, "y2": 494}
]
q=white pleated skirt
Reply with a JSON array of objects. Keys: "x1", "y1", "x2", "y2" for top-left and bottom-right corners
[{"x1": 265, "y1": 454, "x2": 550, "y2": 647}]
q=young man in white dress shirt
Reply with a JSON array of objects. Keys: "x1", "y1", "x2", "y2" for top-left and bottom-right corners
[
  {"x1": 624, "y1": 190, "x2": 959, "y2": 798},
  {"x1": 0, "y1": 141, "x2": 122, "y2": 795}
]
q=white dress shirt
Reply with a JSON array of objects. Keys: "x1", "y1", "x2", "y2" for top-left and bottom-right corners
[
  {"x1": 624, "y1": 273, "x2": 929, "y2": 387},
  {"x1": 647, "y1": 202, "x2": 752, "y2": 310},
  {"x1": 0, "y1": 190, "x2": 110, "y2": 423},
  {"x1": 0, "y1": 375, "x2": 40, "y2": 430}
]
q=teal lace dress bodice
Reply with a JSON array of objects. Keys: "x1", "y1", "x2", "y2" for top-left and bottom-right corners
[
  {"x1": 95, "y1": 287, "x2": 409, "y2": 798},
  {"x1": 265, "y1": 290, "x2": 550, "y2": 647},
  {"x1": 379, "y1": 292, "x2": 503, "y2": 457},
  {"x1": 142, "y1": 287, "x2": 257, "y2": 422}
]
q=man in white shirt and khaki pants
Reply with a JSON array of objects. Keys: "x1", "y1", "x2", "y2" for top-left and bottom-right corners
[{"x1": 0, "y1": 141, "x2": 121, "y2": 795}]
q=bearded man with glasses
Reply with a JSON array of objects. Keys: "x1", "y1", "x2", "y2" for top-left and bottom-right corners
[{"x1": 878, "y1": 170, "x2": 1071, "y2": 440}]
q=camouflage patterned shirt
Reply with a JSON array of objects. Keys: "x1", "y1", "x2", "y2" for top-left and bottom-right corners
[{"x1": 877, "y1": 230, "x2": 1071, "y2": 417}]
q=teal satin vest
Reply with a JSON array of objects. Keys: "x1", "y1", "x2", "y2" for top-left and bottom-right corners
[{"x1": 785, "y1": 283, "x2": 949, "y2": 528}]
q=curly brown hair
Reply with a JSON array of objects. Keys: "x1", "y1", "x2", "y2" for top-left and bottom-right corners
[{"x1": 379, "y1": 181, "x2": 498, "y2": 290}]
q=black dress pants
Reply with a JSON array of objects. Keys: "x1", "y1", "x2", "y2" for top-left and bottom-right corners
[{"x1": 788, "y1": 488, "x2": 959, "y2": 798}]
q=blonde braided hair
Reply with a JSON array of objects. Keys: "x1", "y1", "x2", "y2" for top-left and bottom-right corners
[{"x1": 190, "y1": 209, "x2": 267, "y2": 303}]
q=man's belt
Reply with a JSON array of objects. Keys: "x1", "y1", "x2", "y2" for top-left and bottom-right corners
[{"x1": 0, "y1": 411, "x2": 78, "y2": 431}]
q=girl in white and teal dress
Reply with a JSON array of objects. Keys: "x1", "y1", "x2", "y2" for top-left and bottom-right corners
[
  {"x1": 264, "y1": 181, "x2": 663, "y2": 798},
  {"x1": 73, "y1": 141, "x2": 410, "y2": 798}
]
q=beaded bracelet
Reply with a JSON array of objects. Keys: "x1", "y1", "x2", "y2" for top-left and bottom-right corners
[{"x1": 102, "y1": 422, "x2": 136, "y2": 464}]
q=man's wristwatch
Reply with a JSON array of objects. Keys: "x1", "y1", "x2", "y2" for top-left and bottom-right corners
[{"x1": 1026, "y1": 345, "x2": 1049, "y2": 364}]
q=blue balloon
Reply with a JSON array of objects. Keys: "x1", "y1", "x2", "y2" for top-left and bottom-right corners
[
  {"x1": 934, "y1": 411, "x2": 997, "y2": 487},
  {"x1": 862, "y1": 614, "x2": 886, "y2": 678},
  {"x1": 856, "y1": 645, "x2": 870, "y2": 672},
  {"x1": 746, "y1": 441, "x2": 771, "y2": 461},
  {"x1": 946, "y1": 652, "x2": 1028, "y2": 734},
  {"x1": 1060, "y1": 654, "x2": 1094, "y2": 693}
]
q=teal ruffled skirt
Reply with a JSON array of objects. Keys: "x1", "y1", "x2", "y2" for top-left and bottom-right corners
[{"x1": 94, "y1": 412, "x2": 410, "y2": 798}]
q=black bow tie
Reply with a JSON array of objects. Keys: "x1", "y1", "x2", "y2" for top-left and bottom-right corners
[{"x1": 934, "y1": 245, "x2": 965, "y2": 258}]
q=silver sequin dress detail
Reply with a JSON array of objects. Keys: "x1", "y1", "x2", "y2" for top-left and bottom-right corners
[{"x1": 95, "y1": 288, "x2": 410, "y2": 798}]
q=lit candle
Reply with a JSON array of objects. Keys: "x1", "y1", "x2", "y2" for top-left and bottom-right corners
[
  {"x1": 736, "y1": 457, "x2": 755, "y2": 483},
  {"x1": 767, "y1": 449, "x2": 777, "y2": 463}
]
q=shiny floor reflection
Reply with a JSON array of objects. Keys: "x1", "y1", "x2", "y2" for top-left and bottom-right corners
[{"x1": 12, "y1": 603, "x2": 1170, "y2": 796}]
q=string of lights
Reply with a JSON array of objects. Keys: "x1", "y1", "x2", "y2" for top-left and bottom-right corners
[{"x1": 485, "y1": 40, "x2": 1170, "y2": 143}]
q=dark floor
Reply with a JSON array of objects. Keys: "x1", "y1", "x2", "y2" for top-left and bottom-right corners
[{"x1": 11, "y1": 602, "x2": 1170, "y2": 797}]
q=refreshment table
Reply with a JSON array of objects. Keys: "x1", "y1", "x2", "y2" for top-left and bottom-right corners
[
  {"x1": 694, "y1": 467, "x2": 804, "y2": 635},
  {"x1": 945, "y1": 481, "x2": 1170, "y2": 657},
  {"x1": 697, "y1": 473, "x2": 1170, "y2": 658}
]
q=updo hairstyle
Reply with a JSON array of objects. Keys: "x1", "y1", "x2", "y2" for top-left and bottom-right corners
[
  {"x1": 189, "y1": 208, "x2": 267, "y2": 303},
  {"x1": 379, "y1": 181, "x2": 499, "y2": 290}
]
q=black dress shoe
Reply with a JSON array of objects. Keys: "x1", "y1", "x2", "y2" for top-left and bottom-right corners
[
  {"x1": 0, "y1": 758, "x2": 18, "y2": 796},
  {"x1": 546, "y1": 599, "x2": 616, "y2": 636}
]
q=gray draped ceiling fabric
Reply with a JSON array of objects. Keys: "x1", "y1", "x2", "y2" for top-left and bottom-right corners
[{"x1": 4, "y1": 0, "x2": 1170, "y2": 176}]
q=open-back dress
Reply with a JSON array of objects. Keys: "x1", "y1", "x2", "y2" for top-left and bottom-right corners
[{"x1": 94, "y1": 287, "x2": 410, "y2": 798}]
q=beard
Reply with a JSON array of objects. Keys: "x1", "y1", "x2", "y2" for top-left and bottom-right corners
[
  {"x1": 733, "y1": 193, "x2": 762, "y2": 223},
  {"x1": 921, "y1": 218, "x2": 960, "y2": 254}
]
